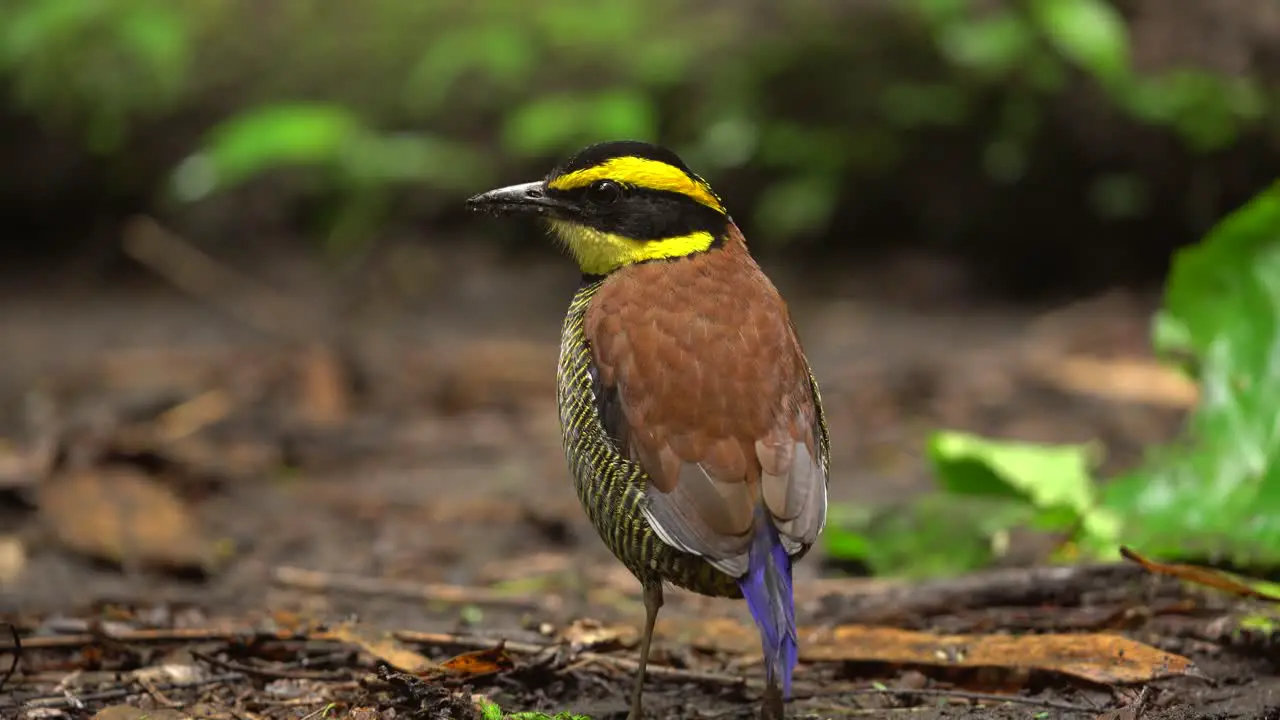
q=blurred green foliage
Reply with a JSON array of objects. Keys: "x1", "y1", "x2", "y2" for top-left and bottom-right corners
[
  {"x1": 826, "y1": 182, "x2": 1280, "y2": 576},
  {"x1": 0, "y1": 0, "x2": 216, "y2": 153},
  {"x1": 0, "y1": 0, "x2": 1274, "y2": 247},
  {"x1": 1102, "y1": 183, "x2": 1280, "y2": 563}
]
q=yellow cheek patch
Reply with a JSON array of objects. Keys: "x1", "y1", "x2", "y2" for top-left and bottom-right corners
[
  {"x1": 547, "y1": 219, "x2": 716, "y2": 276},
  {"x1": 548, "y1": 157, "x2": 725, "y2": 213}
]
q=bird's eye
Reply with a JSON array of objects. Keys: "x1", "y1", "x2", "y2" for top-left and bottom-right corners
[{"x1": 586, "y1": 180, "x2": 623, "y2": 204}]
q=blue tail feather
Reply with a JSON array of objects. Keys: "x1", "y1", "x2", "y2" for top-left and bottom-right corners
[{"x1": 737, "y1": 509, "x2": 797, "y2": 698}]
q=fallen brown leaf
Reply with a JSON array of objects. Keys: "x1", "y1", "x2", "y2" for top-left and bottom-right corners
[
  {"x1": 0, "y1": 436, "x2": 51, "y2": 490},
  {"x1": 331, "y1": 622, "x2": 435, "y2": 673},
  {"x1": 560, "y1": 618, "x2": 638, "y2": 651},
  {"x1": 296, "y1": 342, "x2": 351, "y2": 427},
  {"x1": 659, "y1": 616, "x2": 748, "y2": 652},
  {"x1": 800, "y1": 625, "x2": 1196, "y2": 685},
  {"x1": 37, "y1": 468, "x2": 216, "y2": 573},
  {"x1": 0, "y1": 534, "x2": 26, "y2": 587},
  {"x1": 646, "y1": 615, "x2": 1195, "y2": 685},
  {"x1": 1026, "y1": 353, "x2": 1198, "y2": 408},
  {"x1": 1121, "y1": 546, "x2": 1280, "y2": 602},
  {"x1": 154, "y1": 389, "x2": 233, "y2": 441},
  {"x1": 438, "y1": 643, "x2": 515, "y2": 677}
]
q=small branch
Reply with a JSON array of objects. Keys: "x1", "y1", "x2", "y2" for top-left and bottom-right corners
[
  {"x1": 3, "y1": 672, "x2": 243, "y2": 711},
  {"x1": 5, "y1": 641, "x2": 360, "y2": 711},
  {"x1": 0, "y1": 623, "x2": 20, "y2": 694},
  {"x1": 121, "y1": 215, "x2": 320, "y2": 340},
  {"x1": 187, "y1": 649, "x2": 352, "y2": 681},
  {"x1": 822, "y1": 563, "x2": 1150, "y2": 624},
  {"x1": 572, "y1": 652, "x2": 750, "y2": 687},
  {"x1": 20, "y1": 627, "x2": 250, "y2": 650}
]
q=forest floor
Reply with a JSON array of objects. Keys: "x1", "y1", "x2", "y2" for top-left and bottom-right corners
[{"x1": 1, "y1": 240, "x2": 1275, "y2": 719}]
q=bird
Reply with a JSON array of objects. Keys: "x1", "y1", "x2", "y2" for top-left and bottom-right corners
[{"x1": 466, "y1": 140, "x2": 829, "y2": 719}]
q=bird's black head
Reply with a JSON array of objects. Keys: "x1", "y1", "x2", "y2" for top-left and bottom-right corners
[{"x1": 466, "y1": 140, "x2": 731, "y2": 276}]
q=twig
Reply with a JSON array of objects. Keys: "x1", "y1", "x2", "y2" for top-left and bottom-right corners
[
  {"x1": 20, "y1": 626, "x2": 255, "y2": 650},
  {"x1": 1121, "y1": 546, "x2": 1280, "y2": 601},
  {"x1": 805, "y1": 686, "x2": 1096, "y2": 715},
  {"x1": 188, "y1": 648, "x2": 352, "y2": 681},
  {"x1": 393, "y1": 630, "x2": 548, "y2": 655},
  {"x1": 121, "y1": 215, "x2": 319, "y2": 340},
  {"x1": 822, "y1": 563, "x2": 1150, "y2": 624},
  {"x1": 298, "y1": 703, "x2": 339, "y2": 720},
  {"x1": 0, "y1": 623, "x2": 21, "y2": 695},
  {"x1": 4, "y1": 640, "x2": 360, "y2": 711},
  {"x1": 1134, "y1": 686, "x2": 1153, "y2": 718},
  {"x1": 272, "y1": 565, "x2": 558, "y2": 611},
  {"x1": 135, "y1": 675, "x2": 183, "y2": 709},
  {"x1": 572, "y1": 652, "x2": 750, "y2": 687},
  {"x1": 3, "y1": 672, "x2": 243, "y2": 711},
  {"x1": 392, "y1": 630, "x2": 751, "y2": 686}
]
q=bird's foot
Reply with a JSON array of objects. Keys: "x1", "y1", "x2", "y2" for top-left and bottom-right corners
[{"x1": 759, "y1": 683, "x2": 785, "y2": 719}]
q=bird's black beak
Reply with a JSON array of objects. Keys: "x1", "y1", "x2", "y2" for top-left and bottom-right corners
[{"x1": 466, "y1": 180, "x2": 568, "y2": 217}]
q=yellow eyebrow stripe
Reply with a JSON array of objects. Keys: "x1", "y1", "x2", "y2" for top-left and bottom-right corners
[{"x1": 548, "y1": 156, "x2": 724, "y2": 213}]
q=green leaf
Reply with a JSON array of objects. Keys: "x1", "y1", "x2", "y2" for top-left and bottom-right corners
[
  {"x1": 832, "y1": 495, "x2": 1039, "y2": 578},
  {"x1": 1104, "y1": 183, "x2": 1280, "y2": 562},
  {"x1": 928, "y1": 430, "x2": 1098, "y2": 515},
  {"x1": 502, "y1": 89, "x2": 654, "y2": 158},
  {"x1": 340, "y1": 133, "x2": 493, "y2": 190},
  {"x1": 405, "y1": 24, "x2": 538, "y2": 113},
  {"x1": 1029, "y1": 0, "x2": 1130, "y2": 85},
  {"x1": 936, "y1": 13, "x2": 1033, "y2": 77},
  {"x1": 171, "y1": 103, "x2": 491, "y2": 201},
  {"x1": 502, "y1": 95, "x2": 585, "y2": 157},
  {"x1": 115, "y1": 4, "x2": 188, "y2": 100},
  {"x1": 823, "y1": 526, "x2": 872, "y2": 563},
  {"x1": 587, "y1": 89, "x2": 657, "y2": 141},
  {"x1": 879, "y1": 82, "x2": 972, "y2": 128},
  {"x1": 0, "y1": 0, "x2": 95, "y2": 65},
  {"x1": 171, "y1": 103, "x2": 364, "y2": 200}
]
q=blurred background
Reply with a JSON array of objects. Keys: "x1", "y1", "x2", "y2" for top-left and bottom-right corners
[{"x1": 0, "y1": 0, "x2": 1276, "y2": 630}]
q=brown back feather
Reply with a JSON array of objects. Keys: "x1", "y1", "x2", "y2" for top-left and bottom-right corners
[{"x1": 584, "y1": 225, "x2": 827, "y2": 575}]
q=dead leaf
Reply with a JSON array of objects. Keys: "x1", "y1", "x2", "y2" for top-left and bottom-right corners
[
  {"x1": 1026, "y1": 353, "x2": 1197, "y2": 408},
  {"x1": 647, "y1": 615, "x2": 1195, "y2": 684},
  {"x1": 560, "y1": 618, "x2": 637, "y2": 651},
  {"x1": 0, "y1": 437, "x2": 50, "y2": 490},
  {"x1": 0, "y1": 535, "x2": 27, "y2": 587},
  {"x1": 1121, "y1": 546, "x2": 1280, "y2": 602},
  {"x1": 92, "y1": 706, "x2": 191, "y2": 720},
  {"x1": 658, "y1": 616, "x2": 748, "y2": 652},
  {"x1": 439, "y1": 643, "x2": 515, "y2": 677},
  {"x1": 37, "y1": 468, "x2": 215, "y2": 573},
  {"x1": 131, "y1": 663, "x2": 204, "y2": 684},
  {"x1": 331, "y1": 622, "x2": 435, "y2": 673},
  {"x1": 800, "y1": 625, "x2": 1196, "y2": 685},
  {"x1": 154, "y1": 390, "x2": 232, "y2": 442},
  {"x1": 297, "y1": 342, "x2": 350, "y2": 427}
]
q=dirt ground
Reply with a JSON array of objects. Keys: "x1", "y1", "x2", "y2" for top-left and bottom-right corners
[{"x1": 1, "y1": 244, "x2": 1275, "y2": 719}]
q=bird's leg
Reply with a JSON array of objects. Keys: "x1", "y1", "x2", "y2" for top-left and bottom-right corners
[
  {"x1": 759, "y1": 681, "x2": 784, "y2": 719},
  {"x1": 629, "y1": 581, "x2": 664, "y2": 720}
]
